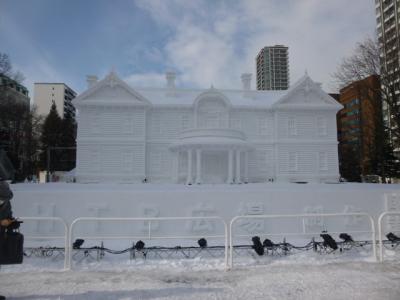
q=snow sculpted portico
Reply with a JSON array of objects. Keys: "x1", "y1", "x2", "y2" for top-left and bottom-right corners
[
  {"x1": 73, "y1": 71, "x2": 343, "y2": 184},
  {"x1": 171, "y1": 128, "x2": 252, "y2": 184}
]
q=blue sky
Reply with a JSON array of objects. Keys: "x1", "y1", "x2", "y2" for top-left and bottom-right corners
[{"x1": 0, "y1": 0, "x2": 376, "y2": 96}]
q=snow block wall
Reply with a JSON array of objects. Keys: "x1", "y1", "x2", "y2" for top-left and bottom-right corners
[
  {"x1": 73, "y1": 71, "x2": 342, "y2": 184},
  {"x1": 11, "y1": 183, "x2": 400, "y2": 243}
]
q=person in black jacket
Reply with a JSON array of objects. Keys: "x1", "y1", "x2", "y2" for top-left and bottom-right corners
[
  {"x1": 0, "y1": 179, "x2": 14, "y2": 228},
  {"x1": 0, "y1": 179, "x2": 15, "y2": 300}
]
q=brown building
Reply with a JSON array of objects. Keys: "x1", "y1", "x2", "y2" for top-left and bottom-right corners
[{"x1": 337, "y1": 75, "x2": 382, "y2": 180}]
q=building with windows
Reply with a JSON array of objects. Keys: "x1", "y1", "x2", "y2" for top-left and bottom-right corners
[
  {"x1": 0, "y1": 74, "x2": 30, "y2": 106},
  {"x1": 376, "y1": 0, "x2": 400, "y2": 153},
  {"x1": 0, "y1": 74, "x2": 30, "y2": 156},
  {"x1": 33, "y1": 83, "x2": 76, "y2": 118},
  {"x1": 337, "y1": 75, "x2": 382, "y2": 178},
  {"x1": 376, "y1": 0, "x2": 399, "y2": 77},
  {"x1": 256, "y1": 45, "x2": 289, "y2": 90},
  {"x1": 72, "y1": 71, "x2": 341, "y2": 184}
]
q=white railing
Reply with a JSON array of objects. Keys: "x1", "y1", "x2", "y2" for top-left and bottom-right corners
[
  {"x1": 19, "y1": 217, "x2": 69, "y2": 270},
  {"x1": 229, "y1": 213, "x2": 377, "y2": 268},
  {"x1": 16, "y1": 213, "x2": 383, "y2": 270},
  {"x1": 378, "y1": 211, "x2": 400, "y2": 262},
  {"x1": 68, "y1": 216, "x2": 228, "y2": 270},
  {"x1": 179, "y1": 128, "x2": 246, "y2": 141}
]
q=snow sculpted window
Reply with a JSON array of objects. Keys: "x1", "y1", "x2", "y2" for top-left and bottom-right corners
[
  {"x1": 122, "y1": 114, "x2": 133, "y2": 134},
  {"x1": 91, "y1": 112, "x2": 101, "y2": 134},
  {"x1": 230, "y1": 118, "x2": 242, "y2": 130},
  {"x1": 288, "y1": 117, "x2": 297, "y2": 136},
  {"x1": 122, "y1": 151, "x2": 133, "y2": 173},
  {"x1": 317, "y1": 117, "x2": 327, "y2": 136},
  {"x1": 258, "y1": 117, "x2": 268, "y2": 135},
  {"x1": 288, "y1": 152, "x2": 298, "y2": 172},
  {"x1": 90, "y1": 150, "x2": 100, "y2": 172},
  {"x1": 318, "y1": 152, "x2": 328, "y2": 171},
  {"x1": 181, "y1": 114, "x2": 190, "y2": 130}
]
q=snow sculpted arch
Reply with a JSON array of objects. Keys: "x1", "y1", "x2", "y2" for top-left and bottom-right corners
[{"x1": 194, "y1": 88, "x2": 231, "y2": 129}]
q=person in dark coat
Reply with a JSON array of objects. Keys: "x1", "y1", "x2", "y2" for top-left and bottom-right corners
[
  {"x1": 0, "y1": 179, "x2": 15, "y2": 300},
  {"x1": 0, "y1": 179, "x2": 13, "y2": 227}
]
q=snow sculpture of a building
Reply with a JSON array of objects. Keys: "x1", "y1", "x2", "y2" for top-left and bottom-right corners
[{"x1": 72, "y1": 71, "x2": 342, "y2": 184}]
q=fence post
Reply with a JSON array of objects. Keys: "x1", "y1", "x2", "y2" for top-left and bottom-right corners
[
  {"x1": 20, "y1": 217, "x2": 68, "y2": 270},
  {"x1": 378, "y1": 211, "x2": 400, "y2": 262}
]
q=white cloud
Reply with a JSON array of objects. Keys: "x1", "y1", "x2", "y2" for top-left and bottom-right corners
[
  {"x1": 1, "y1": 0, "x2": 376, "y2": 95},
  {"x1": 136, "y1": 0, "x2": 375, "y2": 92},
  {"x1": 124, "y1": 72, "x2": 166, "y2": 87}
]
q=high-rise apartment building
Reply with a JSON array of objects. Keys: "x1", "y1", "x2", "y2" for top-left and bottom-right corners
[
  {"x1": 34, "y1": 83, "x2": 76, "y2": 118},
  {"x1": 376, "y1": 0, "x2": 400, "y2": 75},
  {"x1": 0, "y1": 74, "x2": 30, "y2": 106},
  {"x1": 256, "y1": 45, "x2": 289, "y2": 90},
  {"x1": 376, "y1": 0, "x2": 400, "y2": 153}
]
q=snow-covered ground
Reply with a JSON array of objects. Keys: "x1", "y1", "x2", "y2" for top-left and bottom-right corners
[
  {"x1": 1, "y1": 256, "x2": 400, "y2": 299},
  {"x1": 2, "y1": 247, "x2": 400, "y2": 299}
]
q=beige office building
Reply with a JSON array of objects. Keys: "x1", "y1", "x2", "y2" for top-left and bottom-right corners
[{"x1": 34, "y1": 83, "x2": 76, "y2": 118}]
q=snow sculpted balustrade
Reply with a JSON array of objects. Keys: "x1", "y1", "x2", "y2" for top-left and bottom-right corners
[{"x1": 178, "y1": 128, "x2": 246, "y2": 141}]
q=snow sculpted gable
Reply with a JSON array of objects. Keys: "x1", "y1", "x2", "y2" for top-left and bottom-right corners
[
  {"x1": 272, "y1": 74, "x2": 342, "y2": 111},
  {"x1": 73, "y1": 71, "x2": 151, "y2": 107}
]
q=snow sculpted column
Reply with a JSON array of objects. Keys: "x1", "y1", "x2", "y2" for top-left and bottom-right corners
[
  {"x1": 244, "y1": 151, "x2": 249, "y2": 183},
  {"x1": 227, "y1": 149, "x2": 234, "y2": 184},
  {"x1": 235, "y1": 150, "x2": 241, "y2": 184},
  {"x1": 173, "y1": 151, "x2": 179, "y2": 183},
  {"x1": 186, "y1": 149, "x2": 193, "y2": 185},
  {"x1": 195, "y1": 148, "x2": 202, "y2": 184}
]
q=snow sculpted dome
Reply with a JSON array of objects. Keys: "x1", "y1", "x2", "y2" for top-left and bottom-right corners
[{"x1": 72, "y1": 71, "x2": 342, "y2": 184}]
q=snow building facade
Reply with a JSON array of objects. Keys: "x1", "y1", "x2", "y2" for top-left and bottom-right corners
[{"x1": 72, "y1": 71, "x2": 342, "y2": 184}]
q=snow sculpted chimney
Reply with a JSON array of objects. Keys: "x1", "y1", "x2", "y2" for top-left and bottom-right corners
[
  {"x1": 241, "y1": 73, "x2": 252, "y2": 90},
  {"x1": 86, "y1": 75, "x2": 98, "y2": 88},
  {"x1": 166, "y1": 72, "x2": 176, "y2": 89}
]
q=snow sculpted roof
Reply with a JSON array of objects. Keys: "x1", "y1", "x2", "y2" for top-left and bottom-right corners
[{"x1": 73, "y1": 71, "x2": 342, "y2": 110}]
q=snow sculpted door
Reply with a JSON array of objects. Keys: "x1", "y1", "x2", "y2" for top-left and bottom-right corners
[{"x1": 202, "y1": 151, "x2": 227, "y2": 183}]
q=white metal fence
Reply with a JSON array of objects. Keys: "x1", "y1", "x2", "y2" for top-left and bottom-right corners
[
  {"x1": 12, "y1": 213, "x2": 392, "y2": 271},
  {"x1": 19, "y1": 216, "x2": 69, "y2": 269},
  {"x1": 229, "y1": 213, "x2": 377, "y2": 268},
  {"x1": 68, "y1": 216, "x2": 229, "y2": 270},
  {"x1": 378, "y1": 211, "x2": 400, "y2": 262}
]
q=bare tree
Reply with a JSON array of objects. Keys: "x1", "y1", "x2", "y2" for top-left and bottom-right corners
[
  {"x1": 334, "y1": 37, "x2": 380, "y2": 85},
  {"x1": 0, "y1": 53, "x2": 25, "y2": 83},
  {"x1": 0, "y1": 53, "x2": 38, "y2": 180},
  {"x1": 0, "y1": 53, "x2": 12, "y2": 76},
  {"x1": 333, "y1": 37, "x2": 400, "y2": 140}
]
